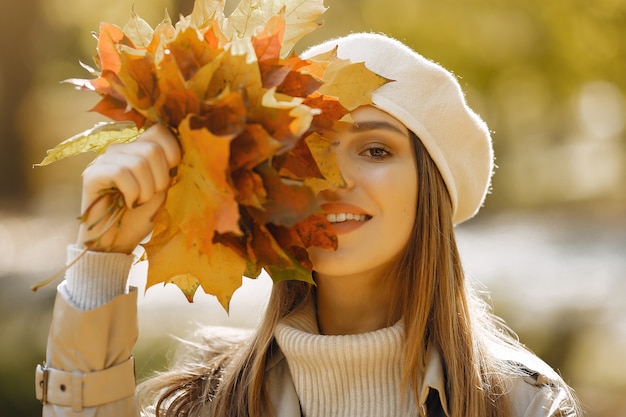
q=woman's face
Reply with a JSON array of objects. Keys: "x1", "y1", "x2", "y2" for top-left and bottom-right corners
[{"x1": 308, "y1": 106, "x2": 418, "y2": 281}]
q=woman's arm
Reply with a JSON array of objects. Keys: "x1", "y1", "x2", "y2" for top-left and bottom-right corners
[
  {"x1": 35, "y1": 125, "x2": 181, "y2": 416},
  {"x1": 36, "y1": 249, "x2": 138, "y2": 416}
]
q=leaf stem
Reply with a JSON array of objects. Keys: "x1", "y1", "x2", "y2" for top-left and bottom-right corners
[{"x1": 31, "y1": 188, "x2": 128, "y2": 292}]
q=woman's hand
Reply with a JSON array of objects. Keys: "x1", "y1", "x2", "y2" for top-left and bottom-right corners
[{"x1": 76, "y1": 124, "x2": 182, "y2": 254}]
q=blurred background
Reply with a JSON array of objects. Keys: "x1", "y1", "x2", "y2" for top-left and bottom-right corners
[{"x1": 0, "y1": 0, "x2": 624, "y2": 415}]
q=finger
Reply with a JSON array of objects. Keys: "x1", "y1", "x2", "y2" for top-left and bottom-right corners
[
  {"x1": 140, "y1": 124, "x2": 182, "y2": 169},
  {"x1": 123, "y1": 139, "x2": 171, "y2": 192},
  {"x1": 115, "y1": 153, "x2": 156, "y2": 206},
  {"x1": 83, "y1": 159, "x2": 144, "y2": 209}
]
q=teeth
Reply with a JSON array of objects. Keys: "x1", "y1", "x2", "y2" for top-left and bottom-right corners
[{"x1": 327, "y1": 213, "x2": 368, "y2": 223}]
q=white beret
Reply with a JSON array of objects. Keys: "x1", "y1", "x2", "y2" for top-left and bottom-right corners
[{"x1": 302, "y1": 33, "x2": 494, "y2": 224}]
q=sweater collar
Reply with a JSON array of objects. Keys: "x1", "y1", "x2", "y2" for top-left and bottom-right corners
[{"x1": 269, "y1": 300, "x2": 451, "y2": 417}]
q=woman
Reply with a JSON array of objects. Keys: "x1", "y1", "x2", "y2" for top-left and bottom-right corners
[{"x1": 35, "y1": 33, "x2": 580, "y2": 417}]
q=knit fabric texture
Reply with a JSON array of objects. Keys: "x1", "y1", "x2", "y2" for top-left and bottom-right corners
[
  {"x1": 274, "y1": 301, "x2": 418, "y2": 417},
  {"x1": 62, "y1": 244, "x2": 135, "y2": 310},
  {"x1": 302, "y1": 33, "x2": 494, "y2": 224}
]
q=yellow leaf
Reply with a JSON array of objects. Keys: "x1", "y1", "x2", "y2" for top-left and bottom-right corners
[
  {"x1": 318, "y1": 60, "x2": 389, "y2": 111},
  {"x1": 149, "y1": 12, "x2": 177, "y2": 63},
  {"x1": 35, "y1": 122, "x2": 141, "y2": 167},
  {"x1": 188, "y1": 0, "x2": 227, "y2": 29},
  {"x1": 143, "y1": 230, "x2": 245, "y2": 309},
  {"x1": 123, "y1": 8, "x2": 154, "y2": 48},
  {"x1": 167, "y1": 274, "x2": 201, "y2": 302},
  {"x1": 209, "y1": 45, "x2": 263, "y2": 102},
  {"x1": 225, "y1": 0, "x2": 327, "y2": 57},
  {"x1": 303, "y1": 132, "x2": 346, "y2": 194},
  {"x1": 189, "y1": 50, "x2": 226, "y2": 100},
  {"x1": 261, "y1": 88, "x2": 314, "y2": 138}
]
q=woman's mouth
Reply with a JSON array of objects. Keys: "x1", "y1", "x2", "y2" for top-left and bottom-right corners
[
  {"x1": 326, "y1": 213, "x2": 369, "y2": 223},
  {"x1": 320, "y1": 203, "x2": 372, "y2": 234}
]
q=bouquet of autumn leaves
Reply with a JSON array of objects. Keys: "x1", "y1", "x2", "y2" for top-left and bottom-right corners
[{"x1": 35, "y1": 0, "x2": 387, "y2": 309}]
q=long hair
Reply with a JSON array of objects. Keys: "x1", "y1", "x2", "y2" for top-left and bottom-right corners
[{"x1": 138, "y1": 133, "x2": 579, "y2": 417}]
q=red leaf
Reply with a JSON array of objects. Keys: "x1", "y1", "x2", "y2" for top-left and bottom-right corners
[
  {"x1": 89, "y1": 95, "x2": 147, "y2": 128},
  {"x1": 252, "y1": 162, "x2": 319, "y2": 227}
]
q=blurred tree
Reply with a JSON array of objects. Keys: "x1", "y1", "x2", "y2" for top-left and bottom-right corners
[
  {"x1": 5, "y1": 0, "x2": 626, "y2": 209},
  {"x1": 353, "y1": 0, "x2": 626, "y2": 208},
  {"x1": 0, "y1": 1, "x2": 42, "y2": 205}
]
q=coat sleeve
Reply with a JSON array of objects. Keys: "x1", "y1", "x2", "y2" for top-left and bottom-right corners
[
  {"x1": 35, "y1": 286, "x2": 139, "y2": 416},
  {"x1": 507, "y1": 373, "x2": 578, "y2": 417}
]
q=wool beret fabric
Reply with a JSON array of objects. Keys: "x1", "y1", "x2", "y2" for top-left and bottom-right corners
[{"x1": 301, "y1": 33, "x2": 494, "y2": 224}]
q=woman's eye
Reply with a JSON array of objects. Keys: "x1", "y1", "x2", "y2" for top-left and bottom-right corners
[{"x1": 362, "y1": 145, "x2": 391, "y2": 159}]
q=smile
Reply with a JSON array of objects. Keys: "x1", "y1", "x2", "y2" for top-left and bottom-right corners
[{"x1": 326, "y1": 213, "x2": 369, "y2": 223}]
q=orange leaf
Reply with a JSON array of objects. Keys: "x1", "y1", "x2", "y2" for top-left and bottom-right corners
[
  {"x1": 275, "y1": 137, "x2": 324, "y2": 180},
  {"x1": 154, "y1": 52, "x2": 201, "y2": 127},
  {"x1": 229, "y1": 124, "x2": 281, "y2": 171},
  {"x1": 143, "y1": 232, "x2": 245, "y2": 309},
  {"x1": 232, "y1": 168, "x2": 266, "y2": 209},
  {"x1": 96, "y1": 23, "x2": 132, "y2": 73},
  {"x1": 276, "y1": 64, "x2": 322, "y2": 97},
  {"x1": 267, "y1": 212, "x2": 337, "y2": 271},
  {"x1": 244, "y1": 211, "x2": 294, "y2": 270},
  {"x1": 44, "y1": 0, "x2": 395, "y2": 306},
  {"x1": 147, "y1": 12, "x2": 176, "y2": 55},
  {"x1": 194, "y1": 90, "x2": 247, "y2": 136},
  {"x1": 89, "y1": 94, "x2": 147, "y2": 128},
  {"x1": 167, "y1": 27, "x2": 221, "y2": 81},
  {"x1": 293, "y1": 212, "x2": 337, "y2": 249},
  {"x1": 208, "y1": 50, "x2": 263, "y2": 103},
  {"x1": 252, "y1": 14, "x2": 285, "y2": 64},
  {"x1": 303, "y1": 93, "x2": 349, "y2": 131},
  {"x1": 253, "y1": 161, "x2": 318, "y2": 227},
  {"x1": 115, "y1": 50, "x2": 158, "y2": 113},
  {"x1": 165, "y1": 115, "x2": 241, "y2": 257}
]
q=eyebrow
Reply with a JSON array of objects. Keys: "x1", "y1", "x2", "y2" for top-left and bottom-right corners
[{"x1": 351, "y1": 120, "x2": 408, "y2": 136}]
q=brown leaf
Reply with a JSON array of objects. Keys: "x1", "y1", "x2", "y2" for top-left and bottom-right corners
[
  {"x1": 154, "y1": 51, "x2": 201, "y2": 126},
  {"x1": 39, "y1": 0, "x2": 393, "y2": 307},
  {"x1": 253, "y1": 161, "x2": 318, "y2": 227}
]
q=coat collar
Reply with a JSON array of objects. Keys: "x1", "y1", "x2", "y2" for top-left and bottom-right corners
[{"x1": 420, "y1": 343, "x2": 451, "y2": 417}]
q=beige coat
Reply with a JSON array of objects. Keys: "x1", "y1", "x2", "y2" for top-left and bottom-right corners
[{"x1": 36, "y1": 288, "x2": 570, "y2": 417}]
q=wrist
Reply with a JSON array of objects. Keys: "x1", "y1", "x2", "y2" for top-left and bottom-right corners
[{"x1": 63, "y1": 244, "x2": 135, "y2": 310}]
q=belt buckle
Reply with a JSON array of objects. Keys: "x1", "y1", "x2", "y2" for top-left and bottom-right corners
[{"x1": 40, "y1": 364, "x2": 50, "y2": 405}]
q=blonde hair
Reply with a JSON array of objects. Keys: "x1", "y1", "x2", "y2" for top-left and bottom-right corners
[{"x1": 138, "y1": 134, "x2": 580, "y2": 417}]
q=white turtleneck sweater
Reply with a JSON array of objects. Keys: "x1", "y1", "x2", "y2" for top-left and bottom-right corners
[{"x1": 274, "y1": 300, "x2": 418, "y2": 417}]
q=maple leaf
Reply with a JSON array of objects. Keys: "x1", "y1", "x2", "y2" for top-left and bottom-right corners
[
  {"x1": 159, "y1": 114, "x2": 241, "y2": 259},
  {"x1": 35, "y1": 0, "x2": 391, "y2": 308},
  {"x1": 225, "y1": 0, "x2": 327, "y2": 57},
  {"x1": 276, "y1": 131, "x2": 346, "y2": 194},
  {"x1": 35, "y1": 122, "x2": 142, "y2": 167},
  {"x1": 311, "y1": 49, "x2": 390, "y2": 111},
  {"x1": 123, "y1": 8, "x2": 154, "y2": 48},
  {"x1": 144, "y1": 229, "x2": 245, "y2": 309}
]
